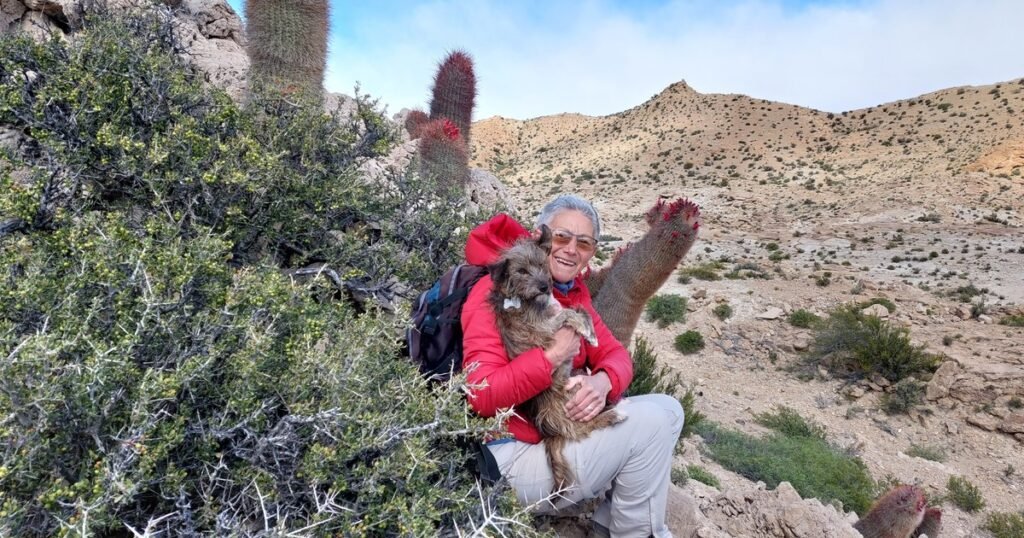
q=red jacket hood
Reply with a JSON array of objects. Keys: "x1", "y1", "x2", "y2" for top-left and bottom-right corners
[{"x1": 464, "y1": 213, "x2": 530, "y2": 266}]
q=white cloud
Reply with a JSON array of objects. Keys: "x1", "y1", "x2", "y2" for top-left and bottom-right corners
[{"x1": 318, "y1": 0, "x2": 1024, "y2": 119}]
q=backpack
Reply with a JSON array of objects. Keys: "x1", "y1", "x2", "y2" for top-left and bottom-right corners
[{"x1": 406, "y1": 264, "x2": 488, "y2": 381}]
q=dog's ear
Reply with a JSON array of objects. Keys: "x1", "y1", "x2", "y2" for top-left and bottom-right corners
[
  {"x1": 536, "y1": 224, "x2": 552, "y2": 254},
  {"x1": 488, "y1": 258, "x2": 509, "y2": 284}
]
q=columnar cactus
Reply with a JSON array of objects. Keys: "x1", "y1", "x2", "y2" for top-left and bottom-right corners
[
  {"x1": 853, "y1": 485, "x2": 928, "y2": 538},
  {"x1": 428, "y1": 50, "x2": 476, "y2": 148},
  {"x1": 417, "y1": 118, "x2": 469, "y2": 190},
  {"x1": 245, "y1": 0, "x2": 329, "y2": 100},
  {"x1": 587, "y1": 198, "x2": 701, "y2": 346},
  {"x1": 405, "y1": 109, "x2": 429, "y2": 139},
  {"x1": 913, "y1": 507, "x2": 942, "y2": 538}
]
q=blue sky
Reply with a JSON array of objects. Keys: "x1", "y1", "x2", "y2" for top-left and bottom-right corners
[{"x1": 225, "y1": 0, "x2": 1024, "y2": 120}]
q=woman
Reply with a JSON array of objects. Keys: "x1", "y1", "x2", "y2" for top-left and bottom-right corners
[{"x1": 461, "y1": 194, "x2": 684, "y2": 537}]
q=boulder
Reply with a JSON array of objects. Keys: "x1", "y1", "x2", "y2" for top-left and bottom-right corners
[
  {"x1": 862, "y1": 303, "x2": 890, "y2": 318},
  {"x1": 466, "y1": 168, "x2": 517, "y2": 214},
  {"x1": 756, "y1": 307, "x2": 785, "y2": 320},
  {"x1": 699, "y1": 482, "x2": 859, "y2": 538}
]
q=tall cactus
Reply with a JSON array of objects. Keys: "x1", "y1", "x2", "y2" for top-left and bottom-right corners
[
  {"x1": 587, "y1": 198, "x2": 701, "y2": 346},
  {"x1": 405, "y1": 109, "x2": 429, "y2": 139},
  {"x1": 428, "y1": 50, "x2": 476, "y2": 148},
  {"x1": 245, "y1": 0, "x2": 329, "y2": 100},
  {"x1": 418, "y1": 118, "x2": 469, "y2": 191},
  {"x1": 853, "y1": 485, "x2": 928, "y2": 538}
]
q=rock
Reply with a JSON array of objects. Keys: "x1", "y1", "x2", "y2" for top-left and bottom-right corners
[
  {"x1": 862, "y1": 303, "x2": 890, "y2": 318},
  {"x1": 172, "y1": 0, "x2": 249, "y2": 100},
  {"x1": 466, "y1": 168, "x2": 517, "y2": 214},
  {"x1": 955, "y1": 305, "x2": 973, "y2": 320},
  {"x1": 692, "y1": 288, "x2": 707, "y2": 300},
  {"x1": 700, "y1": 481, "x2": 860, "y2": 538},
  {"x1": 977, "y1": 314, "x2": 994, "y2": 324},
  {"x1": 966, "y1": 414, "x2": 1000, "y2": 432},
  {"x1": 793, "y1": 333, "x2": 812, "y2": 352},
  {"x1": 999, "y1": 413, "x2": 1024, "y2": 434},
  {"x1": 925, "y1": 360, "x2": 960, "y2": 401},
  {"x1": 756, "y1": 307, "x2": 785, "y2": 320},
  {"x1": 1, "y1": 0, "x2": 28, "y2": 33},
  {"x1": 869, "y1": 373, "x2": 891, "y2": 388},
  {"x1": 845, "y1": 386, "x2": 867, "y2": 399}
]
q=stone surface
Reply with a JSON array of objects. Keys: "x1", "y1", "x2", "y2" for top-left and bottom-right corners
[
  {"x1": 700, "y1": 482, "x2": 860, "y2": 538},
  {"x1": 862, "y1": 303, "x2": 890, "y2": 318},
  {"x1": 756, "y1": 307, "x2": 785, "y2": 320}
]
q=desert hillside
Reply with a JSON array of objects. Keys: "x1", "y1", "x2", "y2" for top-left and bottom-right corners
[{"x1": 475, "y1": 80, "x2": 1024, "y2": 536}]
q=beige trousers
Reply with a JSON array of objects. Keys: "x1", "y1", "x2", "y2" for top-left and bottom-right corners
[{"x1": 486, "y1": 394, "x2": 684, "y2": 538}]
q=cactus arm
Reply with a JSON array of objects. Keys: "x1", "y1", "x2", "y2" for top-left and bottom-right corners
[{"x1": 245, "y1": 0, "x2": 329, "y2": 100}]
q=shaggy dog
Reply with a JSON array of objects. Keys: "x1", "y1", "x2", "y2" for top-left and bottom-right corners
[{"x1": 488, "y1": 225, "x2": 625, "y2": 493}]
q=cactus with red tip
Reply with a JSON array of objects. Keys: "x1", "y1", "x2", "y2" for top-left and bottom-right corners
[
  {"x1": 417, "y1": 118, "x2": 469, "y2": 190},
  {"x1": 913, "y1": 507, "x2": 941, "y2": 537},
  {"x1": 428, "y1": 50, "x2": 476, "y2": 147},
  {"x1": 587, "y1": 198, "x2": 701, "y2": 346},
  {"x1": 245, "y1": 0, "x2": 329, "y2": 101},
  {"x1": 405, "y1": 109, "x2": 429, "y2": 139},
  {"x1": 854, "y1": 485, "x2": 928, "y2": 538}
]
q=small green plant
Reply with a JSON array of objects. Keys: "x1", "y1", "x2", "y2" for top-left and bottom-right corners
[
  {"x1": 628, "y1": 337, "x2": 705, "y2": 437},
  {"x1": 754, "y1": 406, "x2": 826, "y2": 440},
  {"x1": 645, "y1": 294, "x2": 688, "y2": 328},
  {"x1": 1009, "y1": 397, "x2": 1023, "y2": 410},
  {"x1": 983, "y1": 512, "x2": 1024, "y2": 538},
  {"x1": 674, "y1": 330, "x2": 705, "y2": 354},
  {"x1": 942, "y1": 334, "x2": 955, "y2": 346},
  {"x1": 999, "y1": 314, "x2": 1024, "y2": 327},
  {"x1": 685, "y1": 464, "x2": 720, "y2": 488},
  {"x1": 695, "y1": 421, "x2": 875, "y2": 514},
  {"x1": 880, "y1": 379, "x2": 925, "y2": 415},
  {"x1": 788, "y1": 309, "x2": 821, "y2": 328},
  {"x1": 815, "y1": 272, "x2": 832, "y2": 287},
  {"x1": 679, "y1": 261, "x2": 724, "y2": 281},
  {"x1": 905, "y1": 443, "x2": 947, "y2": 462},
  {"x1": 671, "y1": 465, "x2": 689, "y2": 487},
  {"x1": 713, "y1": 303, "x2": 733, "y2": 320},
  {"x1": 946, "y1": 475, "x2": 985, "y2": 512}
]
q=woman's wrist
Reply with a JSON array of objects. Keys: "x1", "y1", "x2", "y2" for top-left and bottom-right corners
[{"x1": 592, "y1": 370, "x2": 611, "y2": 396}]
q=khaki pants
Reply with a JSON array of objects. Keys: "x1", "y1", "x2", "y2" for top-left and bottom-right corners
[{"x1": 487, "y1": 394, "x2": 684, "y2": 538}]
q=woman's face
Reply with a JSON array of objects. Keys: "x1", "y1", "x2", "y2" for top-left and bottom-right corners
[{"x1": 543, "y1": 209, "x2": 597, "y2": 284}]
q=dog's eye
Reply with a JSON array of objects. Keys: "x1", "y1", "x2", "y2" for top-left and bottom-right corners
[{"x1": 517, "y1": 268, "x2": 528, "y2": 275}]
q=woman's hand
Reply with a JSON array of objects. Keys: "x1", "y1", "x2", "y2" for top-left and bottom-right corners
[
  {"x1": 543, "y1": 327, "x2": 580, "y2": 367},
  {"x1": 564, "y1": 371, "x2": 611, "y2": 422}
]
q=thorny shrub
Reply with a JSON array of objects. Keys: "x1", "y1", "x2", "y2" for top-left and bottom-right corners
[{"x1": 0, "y1": 11, "x2": 529, "y2": 537}]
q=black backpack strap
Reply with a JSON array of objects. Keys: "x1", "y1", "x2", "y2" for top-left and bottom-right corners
[{"x1": 475, "y1": 442, "x2": 502, "y2": 486}]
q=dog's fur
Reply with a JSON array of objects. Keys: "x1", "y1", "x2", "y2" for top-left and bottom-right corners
[{"x1": 488, "y1": 225, "x2": 624, "y2": 493}]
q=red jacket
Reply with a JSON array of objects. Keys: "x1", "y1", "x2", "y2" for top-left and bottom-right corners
[{"x1": 460, "y1": 214, "x2": 634, "y2": 443}]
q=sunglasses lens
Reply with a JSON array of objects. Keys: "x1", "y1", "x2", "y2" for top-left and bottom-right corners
[
  {"x1": 551, "y1": 229, "x2": 596, "y2": 252},
  {"x1": 576, "y1": 238, "x2": 596, "y2": 252}
]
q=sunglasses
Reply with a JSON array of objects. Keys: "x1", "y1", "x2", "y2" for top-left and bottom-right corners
[{"x1": 550, "y1": 228, "x2": 598, "y2": 253}]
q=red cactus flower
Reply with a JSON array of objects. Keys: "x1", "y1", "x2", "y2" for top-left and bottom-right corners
[{"x1": 442, "y1": 119, "x2": 460, "y2": 141}]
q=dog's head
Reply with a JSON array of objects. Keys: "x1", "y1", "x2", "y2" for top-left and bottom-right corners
[{"x1": 489, "y1": 225, "x2": 554, "y2": 305}]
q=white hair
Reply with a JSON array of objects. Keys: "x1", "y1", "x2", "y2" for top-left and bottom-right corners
[{"x1": 535, "y1": 194, "x2": 601, "y2": 239}]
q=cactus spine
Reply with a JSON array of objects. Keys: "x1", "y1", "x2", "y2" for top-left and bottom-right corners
[
  {"x1": 428, "y1": 50, "x2": 476, "y2": 147},
  {"x1": 245, "y1": 0, "x2": 329, "y2": 100},
  {"x1": 587, "y1": 198, "x2": 701, "y2": 346},
  {"x1": 853, "y1": 485, "x2": 928, "y2": 538},
  {"x1": 405, "y1": 109, "x2": 429, "y2": 139}
]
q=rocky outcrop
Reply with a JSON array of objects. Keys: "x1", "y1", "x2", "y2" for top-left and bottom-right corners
[
  {"x1": 1, "y1": 0, "x2": 249, "y2": 99},
  {"x1": 692, "y1": 481, "x2": 860, "y2": 538}
]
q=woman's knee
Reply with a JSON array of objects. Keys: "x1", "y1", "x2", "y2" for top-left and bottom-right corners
[{"x1": 623, "y1": 393, "x2": 684, "y2": 434}]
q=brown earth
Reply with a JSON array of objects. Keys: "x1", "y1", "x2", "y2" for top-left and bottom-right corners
[{"x1": 473, "y1": 78, "x2": 1024, "y2": 537}]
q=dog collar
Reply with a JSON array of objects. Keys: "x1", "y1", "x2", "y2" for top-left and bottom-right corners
[{"x1": 503, "y1": 297, "x2": 522, "y2": 310}]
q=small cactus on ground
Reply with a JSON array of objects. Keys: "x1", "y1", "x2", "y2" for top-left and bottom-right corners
[
  {"x1": 428, "y1": 50, "x2": 476, "y2": 147},
  {"x1": 853, "y1": 485, "x2": 928, "y2": 538},
  {"x1": 913, "y1": 507, "x2": 942, "y2": 537},
  {"x1": 587, "y1": 198, "x2": 701, "y2": 346},
  {"x1": 417, "y1": 118, "x2": 469, "y2": 190},
  {"x1": 405, "y1": 109, "x2": 429, "y2": 139},
  {"x1": 245, "y1": 0, "x2": 329, "y2": 100}
]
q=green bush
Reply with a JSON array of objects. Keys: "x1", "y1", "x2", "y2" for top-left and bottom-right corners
[
  {"x1": 788, "y1": 309, "x2": 820, "y2": 328},
  {"x1": 678, "y1": 261, "x2": 724, "y2": 282},
  {"x1": 628, "y1": 337, "x2": 705, "y2": 437},
  {"x1": 984, "y1": 511, "x2": 1024, "y2": 538},
  {"x1": 674, "y1": 330, "x2": 705, "y2": 354},
  {"x1": 905, "y1": 443, "x2": 946, "y2": 462},
  {"x1": 946, "y1": 475, "x2": 984, "y2": 512},
  {"x1": 880, "y1": 379, "x2": 925, "y2": 414},
  {"x1": 1000, "y1": 314, "x2": 1024, "y2": 327},
  {"x1": 671, "y1": 466, "x2": 689, "y2": 487},
  {"x1": 810, "y1": 306, "x2": 941, "y2": 382},
  {"x1": 0, "y1": 13, "x2": 526, "y2": 536},
  {"x1": 712, "y1": 303, "x2": 733, "y2": 320},
  {"x1": 857, "y1": 297, "x2": 897, "y2": 313},
  {"x1": 695, "y1": 422, "x2": 875, "y2": 514},
  {"x1": 754, "y1": 406, "x2": 826, "y2": 440},
  {"x1": 685, "y1": 465, "x2": 720, "y2": 488},
  {"x1": 645, "y1": 294, "x2": 688, "y2": 328}
]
